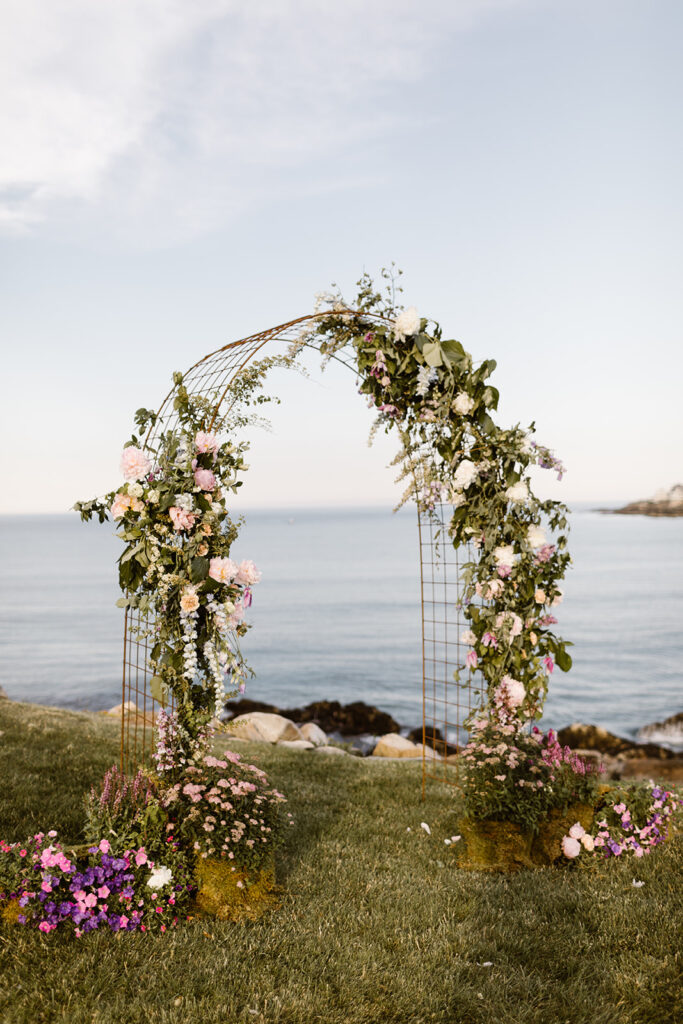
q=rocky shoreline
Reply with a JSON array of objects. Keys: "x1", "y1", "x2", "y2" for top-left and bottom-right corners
[
  {"x1": 601, "y1": 483, "x2": 683, "y2": 517},
  {"x1": 219, "y1": 698, "x2": 683, "y2": 782}
]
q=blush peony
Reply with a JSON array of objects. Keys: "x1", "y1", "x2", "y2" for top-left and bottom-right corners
[
  {"x1": 393, "y1": 306, "x2": 421, "y2": 342},
  {"x1": 568, "y1": 822, "x2": 586, "y2": 840},
  {"x1": 195, "y1": 431, "x2": 220, "y2": 454},
  {"x1": 234, "y1": 559, "x2": 262, "y2": 586},
  {"x1": 209, "y1": 557, "x2": 238, "y2": 584},
  {"x1": 561, "y1": 835, "x2": 581, "y2": 859},
  {"x1": 120, "y1": 446, "x2": 151, "y2": 481},
  {"x1": 194, "y1": 468, "x2": 216, "y2": 491},
  {"x1": 501, "y1": 675, "x2": 525, "y2": 707},
  {"x1": 169, "y1": 506, "x2": 198, "y2": 532},
  {"x1": 493, "y1": 545, "x2": 515, "y2": 568}
]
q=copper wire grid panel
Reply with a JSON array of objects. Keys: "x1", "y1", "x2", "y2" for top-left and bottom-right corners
[
  {"x1": 418, "y1": 502, "x2": 478, "y2": 796},
  {"x1": 120, "y1": 312, "x2": 476, "y2": 787}
]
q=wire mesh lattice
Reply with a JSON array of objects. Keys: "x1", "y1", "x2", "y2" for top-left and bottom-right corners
[
  {"x1": 418, "y1": 502, "x2": 477, "y2": 793},
  {"x1": 120, "y1": 312, "x2": 474, "y2": 791}
]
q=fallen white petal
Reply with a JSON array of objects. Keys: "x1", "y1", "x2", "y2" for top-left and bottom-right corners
[
  {"x1": 479, "y1": 962, "x2": 493, "y2": 967},
  {"x1": 444, "y1": 839, "x2": 451, "y2": 845},
  {"x1": 451, "y1": 835, "x2": 461, "y2": 842},
  {"x1": 632, "y1": 879, "x2": 645, "y2": 888},
  {"x1": 420, "y1": 822, "x2": 431, "y2": 835}
]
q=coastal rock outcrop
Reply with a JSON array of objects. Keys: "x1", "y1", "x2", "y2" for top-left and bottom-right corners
[
  {"x1": 372, "y1": 733, "x2": 421, "y2": 758},
  {"x1": 637, "y1": 710, "x2": 683, "y2": 751},
  {"x1": 223, "y1": 698, "x2": 400, "y2": 737},
  {"x1": 557, "y1": 722, "x2": 677, "y2": 761},
  {"x1": 227, "y1": 712, "x2": 303, "y2": 744},
  {"x1": 299, "y1": 722, "x2": 328, "y2": 746},
  {"x1": 610, "y1": 483, "x2": 683, "y2": 517}
]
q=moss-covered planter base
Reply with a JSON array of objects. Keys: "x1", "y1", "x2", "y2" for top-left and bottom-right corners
[
  {"x1": 194, "y1": 854, "x2": 279, "y2": 921},
  {"x1": 458, "y1": 803, "x2": 596, "y2": 872},
  {"x1": 457, "y1": 819, "x2": 535, "y2": 873}
]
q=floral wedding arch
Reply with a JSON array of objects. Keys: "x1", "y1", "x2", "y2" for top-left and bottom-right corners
[{"x1": 76, "y1": 273, "x2": 571, "y2": 787}]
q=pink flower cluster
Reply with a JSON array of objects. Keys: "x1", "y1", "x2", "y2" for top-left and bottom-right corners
[
  {"x1": 562, "y1": 785, "x2": 682, "y2": 861},
  {"x1": 169, "y1": 506, "x2": 198, "y2": 532}
]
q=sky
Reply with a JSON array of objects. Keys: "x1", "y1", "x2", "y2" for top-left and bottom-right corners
[{"x1": 1, "y1": 0, "x2": 681, "y2": 513}]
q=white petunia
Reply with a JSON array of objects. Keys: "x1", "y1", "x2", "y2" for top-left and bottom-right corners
[
  {"x1": 505, "y1": 481, "x2": 528, "y2": 502},
  {"x1": 527, "y1": 525, "x2": 546, "y2": 549},
  {"x1": 147, "y1": 865, "x2": 173, "y2": 889},
  {"x1": 452, "y1": 460, "x2": 479, "y2": 491},
  {"x1": 394, "y1": 306, "x2": 421, "y2": 342},
  {"x1": 453, "y1": 392, "x2": 475, "y2": 416}
]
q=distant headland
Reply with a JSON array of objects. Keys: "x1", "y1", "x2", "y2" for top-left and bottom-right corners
[{"x1": 602, "y1": 484, "x2": 683, "y2": 517}]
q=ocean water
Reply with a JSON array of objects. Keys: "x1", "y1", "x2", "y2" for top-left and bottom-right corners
[{"x1": 0, "y1": 508, "x2": 681, "y2": 742}]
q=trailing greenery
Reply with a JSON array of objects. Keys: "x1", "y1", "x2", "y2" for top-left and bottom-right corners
[
  {"x1": 1, "y1": 701, "x2": 681, "y2": 1024},
  {"x1": 74, "y1": 354, "x2": 296, "y2": 751},
  {"x1": 307, "y1": 271, "x2": 572, "y2": 728}
]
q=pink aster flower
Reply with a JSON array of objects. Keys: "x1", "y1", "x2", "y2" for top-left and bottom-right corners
[{"x1": 120, "y1": 446, "x2": 151, "y2": 481}]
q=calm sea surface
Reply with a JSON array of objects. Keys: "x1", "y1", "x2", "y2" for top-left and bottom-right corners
[{"x1": 0, "y1": 508, "x2": 681, "y2": 742}]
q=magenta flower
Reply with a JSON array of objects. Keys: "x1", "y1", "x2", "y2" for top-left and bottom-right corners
[
  {"x1": 481, "y1": 632, "x2": 498, "y2": 649},
  {"x1": 542, "y1": 656, "x2": 554, "y2": 674},
  {"x1": 466, "y1": 650, "x2": 478, "y2": 669}
]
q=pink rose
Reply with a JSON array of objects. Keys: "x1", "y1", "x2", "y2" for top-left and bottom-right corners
[
  {"x1": 120, "y1": 446, "x2": 151, "y2": 481},
  {"x1": 194, "y1": 468, "x2": 216, "y2": 491},
  {"x1": 561, "y1": 835, "x2": 581, "y2": 858},
  {"x1": 209, "y1": 557, "x2": 238, "y2": 584}
]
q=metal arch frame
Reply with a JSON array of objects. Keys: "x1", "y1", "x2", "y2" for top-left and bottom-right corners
[{"x1": 121, "y1": 311, "x2": 474, "y2": 791}]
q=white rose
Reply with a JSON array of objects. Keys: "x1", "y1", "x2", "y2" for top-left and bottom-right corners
[
  {"x1": 393, "y1": 306, "x2": 421, "y2": 342},
  {"x1": 449, "y1": 490, "x2": 466, "y2": 509},
  {"x1": 147, "y1": 489, "x2": 159, "y2": 504},
  {"x1": 505, "y1": 481, "x2": 528, "y2": 502},
  {"x1": 147, "y1": 865, "x2": 173, "y2": 889},
  {"x1": 452, "y1": 460, "x2": 478, "y2": 491},
  {"x1": 174, "y1": 493, "x2": 194, "y2": 512},
  {"x1": 128, "y1": 482, "x2": 143, "y2": 498},
  {"x1": 580, "y1": 834, "x2": 595, "y2": 852},
  {"x1": 493, "y1": 545, "x2": 515, "y2": 567},
  {"x1": 534, "y1": 588, "x2": 546, "y2": 604},
  {"x1": 453, "y1": 392, "x2": 475, "y2": 416},
  {"x1": 460, "y1": 630, "x2": 477, "y2": 645},
  {"x1": 527, "y1": 525, "x2": 546, "y2": 549}
]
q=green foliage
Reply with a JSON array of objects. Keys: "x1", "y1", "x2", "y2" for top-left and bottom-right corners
[{"x1": 312, "y1": 271, "x2": 572, "y2": 729}]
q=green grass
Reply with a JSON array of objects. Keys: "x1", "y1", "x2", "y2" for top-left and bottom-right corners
[{"x1": 0, "y1": 700, "x2": 681, "y2": 1024}]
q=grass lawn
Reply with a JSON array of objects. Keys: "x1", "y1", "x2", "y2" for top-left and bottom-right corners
[{"x1": 0, "y1": 700, "x2": 681, "y2": 1024}]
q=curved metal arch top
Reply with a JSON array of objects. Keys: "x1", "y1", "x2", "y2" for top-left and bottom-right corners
[{"x1": 121, "y1": 310, "x2": 474, "y2": 793}]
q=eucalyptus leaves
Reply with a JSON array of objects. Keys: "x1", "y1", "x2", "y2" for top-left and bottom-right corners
[{"x1": 311, "y1": 271, "x2": 572, "y2": 728}]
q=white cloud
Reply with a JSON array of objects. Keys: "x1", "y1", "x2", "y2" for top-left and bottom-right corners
[{"x1": 0, "y1": 0, "x2": 521, "y2": 239}]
